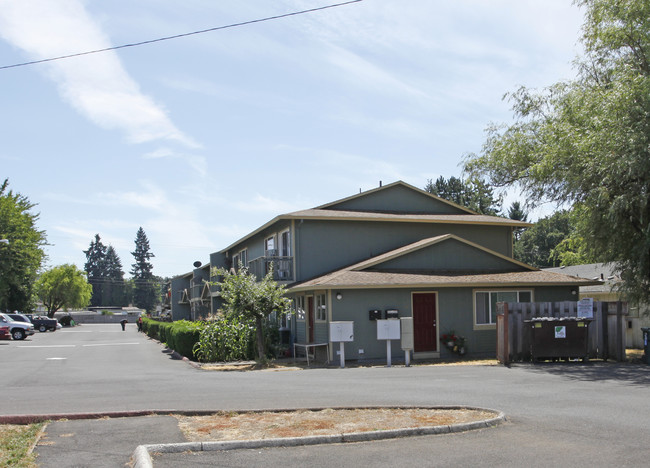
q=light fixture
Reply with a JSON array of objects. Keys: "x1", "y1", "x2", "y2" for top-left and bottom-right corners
[{"x1": 336, "y1": 292, "x2": 343, "y2": 300}]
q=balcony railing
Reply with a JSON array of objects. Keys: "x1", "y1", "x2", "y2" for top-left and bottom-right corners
[{"x1": 248, "y1": 256, "x2": 294, "y2": 282}]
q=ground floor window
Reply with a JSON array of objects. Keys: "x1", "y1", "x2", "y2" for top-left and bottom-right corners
[
  {"x1": 295, "y1": 296, "x2": 305, "y2": 321},
  {"x1": 315, "y1": 293, "x2": 327, "y2": 321},
  {"x1": 475, "y1": 290, "x2": 532, "y2": 326}
]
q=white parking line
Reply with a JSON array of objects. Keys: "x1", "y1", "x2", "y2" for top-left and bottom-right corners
[
  {"x1": 17, "y1": 344, "x2": 76, "y2": 348},
  {"x1": 46, "y1": 357, "x2": 67, "y2": 360},
  {"x1": 82, "y1": 342, "x2": 140, "y2": 347}
]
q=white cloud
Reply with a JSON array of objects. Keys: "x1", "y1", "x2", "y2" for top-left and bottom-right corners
[
  {"x1": 143, "y1": 147, "x2": 208, "y2": 178},
  {"x1": 0, "y1": 0, "x2": 198, "y2": 147}
]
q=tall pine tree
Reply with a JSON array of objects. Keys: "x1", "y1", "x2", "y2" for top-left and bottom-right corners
[
  {"x1": 83, "y1": 234, "x2": 108, "y2": 307},
  {"x1": 130, "y1": 227, "x2": 156, "y2": 312},
  {"x1": 105, "y1": 245, "x2": 126, "y2": 306}
]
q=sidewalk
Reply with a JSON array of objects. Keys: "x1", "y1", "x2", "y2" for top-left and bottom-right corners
[{"x1": 34, "y1": 415, "x2": 186, "y2": 468}]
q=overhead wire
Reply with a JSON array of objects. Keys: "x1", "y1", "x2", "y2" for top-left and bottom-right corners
[{"x1": 0, "y1": 0, "x2": 364, "y2": 71}]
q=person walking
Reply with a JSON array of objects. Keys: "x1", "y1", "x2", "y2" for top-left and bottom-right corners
[
  {"x1": 120, "y1": 319, "x2": 127, "y2": 331},
  {"x1": 137, "y1": 316, "x2": 143, "y2": 332}
]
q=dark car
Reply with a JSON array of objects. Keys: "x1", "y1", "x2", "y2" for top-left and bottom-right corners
[{"x1": 24, "y1": 314, "x2": 59, "y2": 332}]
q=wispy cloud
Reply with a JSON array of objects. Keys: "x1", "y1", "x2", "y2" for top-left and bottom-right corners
[
  {"x1": 0, "y1": 0, "x2": 198, "y2": 147},
  {"x1": 143, "y1": 147, "x2": 208, "y2": 178}
]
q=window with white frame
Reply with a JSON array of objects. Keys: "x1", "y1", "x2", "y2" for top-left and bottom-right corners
[
  {"x1": 315, "y1": 293, "x2": 327, "y2": 321},
  {"x1": 475, "y1": 290, "x2": 532, "y2": 326},
  {"x1": 265, "y1": 235, "x2": 276, "y2": 256},
  {"x1": 280, "y1": 229, "x2": 291, "y2": 257},
  {"x1": 238, "y1": 249, "x2": 247, "y2": 268},
  {"x1": 295, "y1": 296, "x2": 305, "y2": 321}
]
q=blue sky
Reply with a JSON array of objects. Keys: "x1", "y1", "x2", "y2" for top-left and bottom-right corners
[{"x1": 0, "y1": 0, "x2": 584, "y2": 278}]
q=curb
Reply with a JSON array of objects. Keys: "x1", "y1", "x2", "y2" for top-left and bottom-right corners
[{"x1": 130, "y1": 406, "x2": 506, "y2": 468}]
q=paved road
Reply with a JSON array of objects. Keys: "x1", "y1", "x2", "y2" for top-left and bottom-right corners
[{"x1": 2, "y1": 324, "x2": 649, "y2": 467}]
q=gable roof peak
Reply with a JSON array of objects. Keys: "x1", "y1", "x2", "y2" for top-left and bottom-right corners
[{"x1": 316, "y1": 180, "x2": 478, "y2": 215}]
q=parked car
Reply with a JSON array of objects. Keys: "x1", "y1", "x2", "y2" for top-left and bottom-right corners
[
  {"x1": 0, "y1": 323, "x2": 10, "y2": 340},
  {"x1": 0, "y1": 313, "x2": 35, "y2": 340},
  {"x1": 23, "y1": 313, "x2": 58, "y2": 332}
]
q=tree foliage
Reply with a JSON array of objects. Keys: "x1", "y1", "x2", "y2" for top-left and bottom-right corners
[
  {"x1": 0, "y1": 179, "x2": 47, "y2": 312},
  {"x1": 212, "y1": 264, "x2": 292, "y2": 362},
  {"x1": 130, "y1": 227, "x2": 156, "y2": 311},
  {"x1": 34, "y1": 264, "x2": 93, "y2": 317},
  {"x1": 424, "y1": 176, "x2": 501, "y2": 215},
  {"x1": 83, "y1": 234, "x2": 126, "y2": 306},
  {"x1": 464, "y1": 0, "x2": 650, "y2": 302},
  {"x1": 514, "y1": 210, "x2": 572, "y2": 268}
]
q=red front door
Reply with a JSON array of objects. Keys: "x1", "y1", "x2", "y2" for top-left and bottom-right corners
[{"x1": 413, "y1": 293, "x2": 437, "y2": 352}]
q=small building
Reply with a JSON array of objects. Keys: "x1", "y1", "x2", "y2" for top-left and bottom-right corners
[{"x1": 171, "y1": 181, "x2": 595, "y2": 361}]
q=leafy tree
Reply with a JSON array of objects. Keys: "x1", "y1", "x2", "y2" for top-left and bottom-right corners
[
  {"x1": 131, "y1": 227, "x2": 156, "y2": 311},
  {"x1": 0, "y1": 179, "x2": 47, "y2": 312},
  {"x1": 513, "y1": 210, "x2": 571, "y2": 268},
  {"x1": 424, "y1": 176, "x2": 501, "y2": 215},
  {"x1": 34, "y1": 264, "x2": 93, "y2": 317},
  {"x1": 213, "y1": 264, "x2": 292, "y2": 362},
  {"x1": 464, "y1": 0, "x2": 650, "y2": 302},
  {"x1": 83, "y1": 234, "x2": 107, "y2": 307}
]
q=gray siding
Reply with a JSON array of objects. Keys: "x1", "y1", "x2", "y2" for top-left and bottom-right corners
[
  {"x1": 295, "y1": 220, "x2": 512, "y2": 281},
  {"x1": 327, "y1": 184, "x2": 467, "y2": 215},
  {"x1": 377, "y1": 238, "x2": 525, "y2": 272}
]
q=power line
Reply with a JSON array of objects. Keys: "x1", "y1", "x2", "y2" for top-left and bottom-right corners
[{"x1": 0, "y1": 0, "x2": 363, "y2": 71}]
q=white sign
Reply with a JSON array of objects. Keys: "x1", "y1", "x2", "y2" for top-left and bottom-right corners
[
  {"x1": 377, "y1": 319, "x2": 400, "y2": 340},
  {"x1": 577, "y1": 298, "x2": 594, "y2": 318},
  {"x1": 330, "y1": 321, "x2": 354, "y2": 342},
  {"x1": 555, "y1": 326, "x2": 566, "y2": 339}
]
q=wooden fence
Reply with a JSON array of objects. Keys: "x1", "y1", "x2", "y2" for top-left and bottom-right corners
[{"x1": 496, "y1": 301, "x2": 628, "y2": 364}]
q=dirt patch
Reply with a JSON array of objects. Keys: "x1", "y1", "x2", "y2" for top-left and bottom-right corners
[{"x1": 175, "y1": 407, "x2": 496, "y2": 441}]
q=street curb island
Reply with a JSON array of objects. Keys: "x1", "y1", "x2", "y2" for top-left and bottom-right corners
[{"x1": 130, "y1": 406, "x2": 506, "y2": 468}]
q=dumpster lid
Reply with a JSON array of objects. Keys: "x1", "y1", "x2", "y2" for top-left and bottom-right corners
[{"x1": 525, "y1": 317, "x2": 593, "y2": 322}]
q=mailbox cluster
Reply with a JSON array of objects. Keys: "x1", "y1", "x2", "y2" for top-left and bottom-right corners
[
  {"x1": 330, "y1": 316, "x2": 414, "y2": 368},
  {"x1": 369, "y1": 309, "x2": 400, "y2": 320}
]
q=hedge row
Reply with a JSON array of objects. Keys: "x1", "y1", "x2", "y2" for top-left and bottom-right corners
[{"x1": 141, "y1": 317, "x2": 203, "y2": 360}]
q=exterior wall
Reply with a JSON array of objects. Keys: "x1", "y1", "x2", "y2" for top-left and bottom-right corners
[
  {"x1": 170, "y1": 275, "x2": 191, "y2": 321},
  {"x1": 293, "y1": 285, "x2": 579, "y2": 361},
  {"x1": 295, "y1": 219, "x2": 513, "y2": 281}
]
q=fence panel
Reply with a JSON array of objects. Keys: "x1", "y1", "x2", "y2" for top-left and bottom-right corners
[{"x1": 498, "y1": 301, "x2": 627, "y2": 362}]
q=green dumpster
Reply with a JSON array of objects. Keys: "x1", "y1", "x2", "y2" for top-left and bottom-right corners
[{"x1": 526, "y1": 317, "x2": 592, "y2": 362}]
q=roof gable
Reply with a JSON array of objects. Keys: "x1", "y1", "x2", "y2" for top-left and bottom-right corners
[
  {"x1": 356, "y1": 235, "x2": 533, "y2": 274},
  {"x1": 318, "y1": 181, "x2": 474, "y2": 215}
]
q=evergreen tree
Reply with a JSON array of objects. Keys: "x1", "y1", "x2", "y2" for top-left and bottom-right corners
[
  {"x1": 507, "y1": 201, "x2": 529, "y2": 241},
  {"x1": 424, "y1": 176, "x2": 501, "y2": 215},
  {"x1": 105, "y1": 245, "x2": 126, "y2": 306},
  {"x1": 130, "y1": 227, "x2": 156, "y2": 312},
  {"x1": 83, "y1": 234, "x2": 107, "y2": 307}
]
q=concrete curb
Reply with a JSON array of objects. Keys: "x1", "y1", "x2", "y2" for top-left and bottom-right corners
[{"x1": 130, "y1": 406, "x2": 506, "y2": 468}]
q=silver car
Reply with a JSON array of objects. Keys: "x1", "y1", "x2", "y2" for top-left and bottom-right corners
[{"x1": 0, "y1": 313, "x2": 35, "y2": 340}]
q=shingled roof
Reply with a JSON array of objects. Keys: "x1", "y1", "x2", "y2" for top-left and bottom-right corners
[{"x1": 289, "y1": 235, "x2": 600, "y2": 292}]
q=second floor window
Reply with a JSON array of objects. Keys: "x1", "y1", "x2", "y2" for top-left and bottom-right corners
[{"x1": 265, "y1": 236, "x2": 276, "y2": 256}]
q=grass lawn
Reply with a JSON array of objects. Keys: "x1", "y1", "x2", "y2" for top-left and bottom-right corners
[{"x1": 0, "y1": 423, "x2": 44, "y2": 468}]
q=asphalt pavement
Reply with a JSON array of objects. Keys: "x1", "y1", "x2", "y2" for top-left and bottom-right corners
[{"x1": 2, "y1": 323, "x2": 649, "y2": 467}]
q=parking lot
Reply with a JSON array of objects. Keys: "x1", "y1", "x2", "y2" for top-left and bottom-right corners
[{"x1": 2, "y1": 323, "x2": 650, "y2": 467}]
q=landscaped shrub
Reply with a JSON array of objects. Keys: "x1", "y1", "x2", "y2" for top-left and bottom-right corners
[
  {"x1": 193, "y1": 316, "x2": 257, "y2": 363},
  {"x1": 141, "y1": 317, "x2": 203, "y2": 360}
]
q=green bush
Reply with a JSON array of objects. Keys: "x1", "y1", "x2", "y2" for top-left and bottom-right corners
[
  {"x1": 193, "y1": 316, "x2": 256, "y2": 363},
  {"x1": 141, "y1": 317, "x2": 203, "y2": 360}
]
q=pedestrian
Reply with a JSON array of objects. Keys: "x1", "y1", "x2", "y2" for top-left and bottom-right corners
[
  {"x1": 120, "y1": 318, "x2": 127, "y2": 331},
  {"x1": 137, "y1": 316, "x2": 143, "y2": 332}
]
